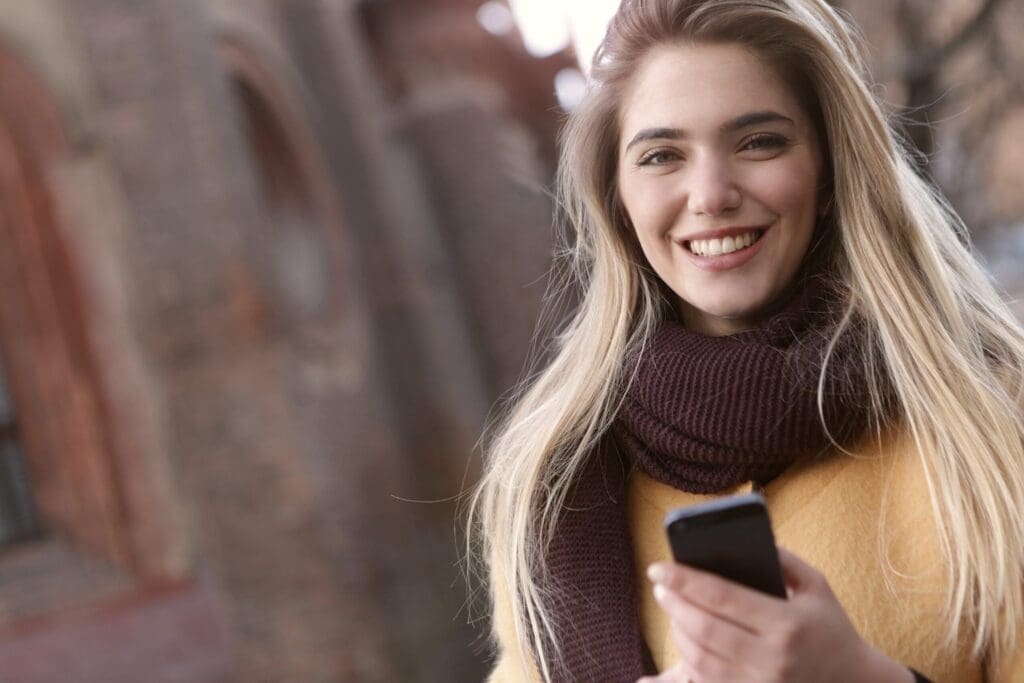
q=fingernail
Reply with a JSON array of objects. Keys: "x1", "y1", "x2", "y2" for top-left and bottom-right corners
[
  {"x1": 647, "y1": 563, "x2": 667, "y2": 584},
  {"x1": 653, "y1": 584, "x2": 668, "y2": 602}
]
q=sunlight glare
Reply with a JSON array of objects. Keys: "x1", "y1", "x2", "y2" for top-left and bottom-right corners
[
  {"x1": 508, "y1": 0, "x2": 620, "y2": 67},
  {"x1": 564, "y1": 0, "x2": 621, "y2": 71},
  {"x1": 507, "y1": 0, "x2": 571, "y2": 58}
]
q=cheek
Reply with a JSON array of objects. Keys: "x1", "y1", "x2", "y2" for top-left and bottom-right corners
[
  {"x1": 619, "y1": 176, "x2": 676, "y2": 242},
  {"x1": 748, "y1": 165, "x2": 820, "y2": 234}
]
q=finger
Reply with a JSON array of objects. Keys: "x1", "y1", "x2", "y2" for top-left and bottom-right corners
[
  {"x1": 636, "y1": 662, "x2": 693, "y2": 683},
  {"x1": 653, "y1": 582, "x2": 772, "y2": 666},
  {"x1": 671, "y1": 617, "x2": 750, "y2": 683},
  {"x1": 648, "y1": 562, "x2": 786, "y2": 633},
  {"x1": 776, "y1": 547, "x2": 824, "y2": 594}
]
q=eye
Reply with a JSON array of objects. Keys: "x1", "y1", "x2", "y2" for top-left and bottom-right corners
[
  {"x1": 636, "y1": 148, "x2": 682, "y2": 166},
  {"x1": 740, "y1": 133, "x2": 789, "y2": 155}
]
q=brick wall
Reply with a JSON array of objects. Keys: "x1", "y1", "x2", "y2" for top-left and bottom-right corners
[{"x1": 0, "y1": 0, "x2": 562, "y2": 680}]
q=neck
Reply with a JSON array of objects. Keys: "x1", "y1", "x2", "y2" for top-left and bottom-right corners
[{"x1": 677, "y1": 305, "x2": 758, "y2": 336}]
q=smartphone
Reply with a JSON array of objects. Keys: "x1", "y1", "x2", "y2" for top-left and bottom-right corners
[{"x1": 663, "y1": 492, "x2": 787, "y2": 599}]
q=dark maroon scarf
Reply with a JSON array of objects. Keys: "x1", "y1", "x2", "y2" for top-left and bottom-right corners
[{"x1": 539, "y1": 264, "x2": 876, "y2": 681}]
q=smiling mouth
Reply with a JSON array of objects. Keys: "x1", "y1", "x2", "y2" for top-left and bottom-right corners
[{"x1": 685, "y1": 229, "x2": 766, "y2": 257}]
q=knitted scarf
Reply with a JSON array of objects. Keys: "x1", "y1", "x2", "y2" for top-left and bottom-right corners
[{"x1": 540, "y1": 265, "x2": 876, "y2": 681}]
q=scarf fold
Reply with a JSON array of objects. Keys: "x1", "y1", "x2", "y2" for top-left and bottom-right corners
[{"x1": 542, "y1": 267, "x2": 876, "y2": 681}]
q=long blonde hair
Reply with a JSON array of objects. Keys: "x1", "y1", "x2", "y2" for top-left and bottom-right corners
[{"x1": 467, "y1": 1, "x2": 1024, "y2": 679}]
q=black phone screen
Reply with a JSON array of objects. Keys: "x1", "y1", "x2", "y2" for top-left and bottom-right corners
[{"x1": 665, "y1": 493, "x2": 787, "y2": 599}]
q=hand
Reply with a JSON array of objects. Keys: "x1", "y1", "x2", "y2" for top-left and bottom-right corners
[{"x1": 637, "y1": 547, "x2": 915, "y2": 683}]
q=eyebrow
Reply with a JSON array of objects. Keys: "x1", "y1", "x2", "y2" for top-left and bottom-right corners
[{"x1": 624, "y1": 110, "x2": 795, "y2": 152}]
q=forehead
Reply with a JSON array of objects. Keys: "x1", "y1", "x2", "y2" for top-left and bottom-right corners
[{"x1": 619, "y1": 42, "x2": 809, "y2": 143}]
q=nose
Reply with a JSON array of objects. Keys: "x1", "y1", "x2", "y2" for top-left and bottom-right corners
[{"x1": 687, "y1": 154, "x2": 741, "y2": 216}]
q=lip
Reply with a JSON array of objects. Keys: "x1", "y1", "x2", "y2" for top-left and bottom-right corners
[{"x1": 675, "y1": 224, "x2": 772, "y2": 272}]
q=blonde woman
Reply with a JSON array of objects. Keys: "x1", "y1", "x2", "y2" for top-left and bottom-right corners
[{"x1": 468, "y1": 0, "x2": 1024, "y2": 681}]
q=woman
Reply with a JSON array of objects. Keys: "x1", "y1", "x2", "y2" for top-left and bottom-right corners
[{"x1": 468, "y1": 0, "x2": 1024, "y2": 681}]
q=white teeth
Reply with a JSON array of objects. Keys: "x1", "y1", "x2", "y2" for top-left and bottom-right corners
[{"x1": 688, "y1": 230, "x2": 760, "y2": 256}]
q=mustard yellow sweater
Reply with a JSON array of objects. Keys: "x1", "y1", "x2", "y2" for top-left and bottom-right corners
[{"x1": 487, "y1": 429, "x2": 1024, "y2": 681}]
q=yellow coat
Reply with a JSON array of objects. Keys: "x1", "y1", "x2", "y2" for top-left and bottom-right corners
[{"x1": 487, "y1": 429, "x2": 1024, "y2": 681}]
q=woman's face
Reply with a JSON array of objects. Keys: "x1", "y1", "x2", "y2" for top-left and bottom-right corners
[{"x1": 617, "y1": 42, "x2": 824, "y2": 336}]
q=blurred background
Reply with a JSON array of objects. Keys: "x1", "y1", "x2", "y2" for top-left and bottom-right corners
[{"x1": 0, "y1": 0, "x2": 1020, "y2": 681}]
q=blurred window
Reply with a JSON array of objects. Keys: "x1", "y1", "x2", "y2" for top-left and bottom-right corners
[
  {"x1": 225, "y1": 55, "x2": 333, "y2": 324},
  {"x1": 0, "y1": 357, "x2": 39, "y2": 546}
]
